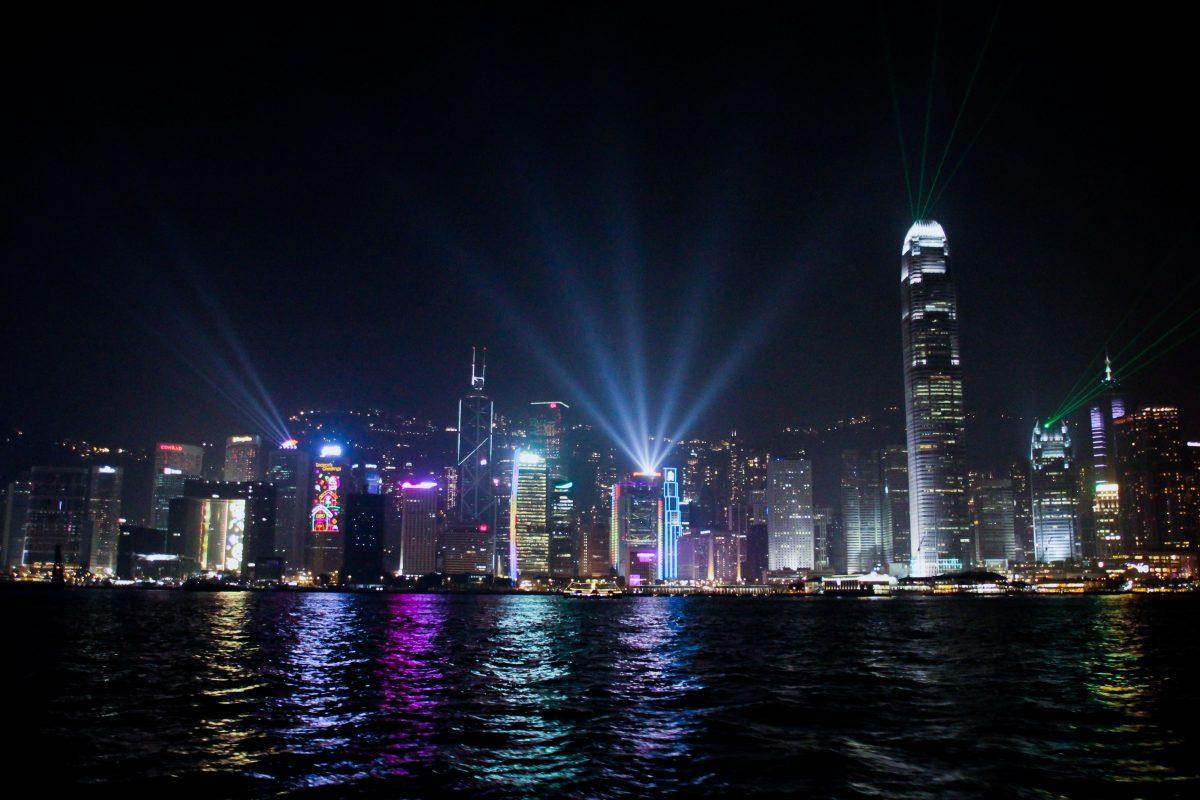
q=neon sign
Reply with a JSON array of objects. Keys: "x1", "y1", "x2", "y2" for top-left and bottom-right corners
[{"x1": 310, "y1": 462, "x2": 342, "y2": 533}]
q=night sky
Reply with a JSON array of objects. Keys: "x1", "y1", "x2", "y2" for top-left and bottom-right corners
[{"x1": 4, "y1": 5, "x2": 1198, "y2": 468}]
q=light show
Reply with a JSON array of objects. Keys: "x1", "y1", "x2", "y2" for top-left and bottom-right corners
[
  {"x1": 199, "y1": 498, "x2": 246, "y2": 572},
  {"x1": 310, "y1": 461, "x2": 343, "y2": 534}
]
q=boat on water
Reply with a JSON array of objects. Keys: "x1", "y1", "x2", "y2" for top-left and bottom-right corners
[{"x1": 562, "y1": 579, "x2": 623, "y2": 598}]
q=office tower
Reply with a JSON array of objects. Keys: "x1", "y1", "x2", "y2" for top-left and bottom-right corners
[
  {"x1": 1093, "y1": 480, "x2": 1121, "y2": 559},
  {"x1": 150, "y1": 443, "x2": 204, "y2": 529},
  {"x1": 492, "y1": 446, "x2": 515, "y2": 579},
  {"x1": 456, "y1": 348, "x2": 494, "y2": 540},
  {"x1": 86, "y1": 465, "x2": 123, "y2": 573},
  {"x1": 1088, "y1": 358, "x2": 1126, "y2": 558},
  {"x1": 342, "y1": 493, "x2": 386, "y2": 585},
  {"x1": 399, "y1": 480, "x2": 438, "y2": 575},
  {"x1": 509, "y1": 451, "x2": 549, "y2": 580},
  {"x1": 173, "y1": 480, "x2": 277, "y2": 575},
  {"x1": 812, "y1": 507, "x2": 833, "y2": 570},
  {"x1": 440, "y1": 521, "x2": 492, "y2": 575},
  {"x1": 307, "y1": 447, "x2": 346, "y2": 575},
  {"x1": 678, "y1": 529, "x2": 741, "y2": 583},
  {"x1": 1031, "y1": 422, "x2": 1079, "y2": 563},
  {"x1": 549, "y1": 478, "x2": 577, "y2": 578},
  {"x1": 115, "y1": 524, "x2": 171, "y2": 580},
  {"x1": 22, "y1": 467, "x2": 91, "y2": 567},
  {"x1": 527, "y1": 401, "x2": 568, "y2": 461},
  {"x1": 610, "y1": 472, "x2": 661, "y2": 585},
  {"x1": 578, "y1": 511, "x2": 612, "y2": 578},
  {"x1": 766, "y1": 457, "x2": 814, "y2": 569},
  {"x1": 841, "y1": 450, "x2": 884, "y2": 573},
  {"x1": 1115, "y1": 406, "x2": 1197, "y2": 551},
  {"x1": 743, "y1": 521, "x2": 769, "y2": 582},
  {"x1": 1010, "y1": 461, "x2": 1034, "y2": 562},
  {"x1": 223, "y1": 435, "x2": 263, "y2": 482},
  {"x1": 900, "y1": 220, "x2": 968, "y2": 576},
  {"x1": 266, "y1": 441, "x2": 311, "y2": 573},
  {"x1": 658, "y1": 467, "x2": 682, "y2": 580},
  {"x1": 879, "y1": 446, "x2": 910, "y2": 571},
  {"x1": 972, "y1": 476, "x2": 1016, "y2": 569},
  {"x1": 2, "y1": 476, "x2": 32, "y2": 568}
]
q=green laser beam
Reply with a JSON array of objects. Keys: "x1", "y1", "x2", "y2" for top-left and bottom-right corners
[
  {"x1": 923, "y1": 1, "x2": 1002, "y2": 215},
  {"x1": 880, "y1": 9, "x2": 915, "y2": 220},
  {"x1": 915, "y1": 4, "x2": 943, "y2": 218}
]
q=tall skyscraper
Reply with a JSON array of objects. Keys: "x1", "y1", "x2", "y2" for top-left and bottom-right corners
[
  {"x1": 150, "y1": 443, "x2": 204, "y2": 530},
  {"x1": 658, "y1": 467, "x2": 682, "y2": 580},
  {"x1": 266, "y1": 440, "x2": 310, "y2": 573},
  {"x1": 399, "y1": 480, "x2": 438, "y2": 575},
  {"x1": 223, "y1": 435, "x2": 263, "y2": 482},
  {"x1": 440, "y1": 521, "x2": 492, "y2": 575},
  {"x1": 971, "y1": 476, "x2": 1016, "y2": 569},
  {"x1": 765, "y1": 457, "x2": 814, "y2": 569},
  {"x1": 611, "y1": 472, "x2": 661, "y2": 585},
  {"x1": 307, "y1": 447, "x2": 346, "y2": 575},
  {"x1": 812, "y1": 507, "x2": 833, "y2": 570},
  {"x1": 879, "y1": 446, "x2": 909, "y2": 572},
  {"x1": 1031, "y1": 422, "x2": 1079, "y2": 563},
  {"x1": 457, "y1": 349, "x2": 494, "y2": 558},
  {"x1": 22, "y1": 467, "x2": 90, "y2": 567},
  {"x1": 1115, "y1": 406, "x2": 1196, "y2": 551},
  {"x1": 549, "y1": 478, "x2": 577, "y2": 578},
  {"x1": 900, "y1": 220, "x2": 968, "y2": 576},
  {"x1": 1089, "y1": 357, "x2": 1126, "y2": 558},
  {"x1": 342, "y1": 493, "x2": 386, "y2": 585},
  {"x1": 2, "y1": 476, "x2": 32, "y2": 568},
  {"x1": 509, "y1": 451, "x2": 549, "y2": 580},
  {"x1": 841, "y1": 449, "x2": 884, "y2": 573},
  {"x1": 86, "y1": 465, "x2": 123, "y2": 573}
]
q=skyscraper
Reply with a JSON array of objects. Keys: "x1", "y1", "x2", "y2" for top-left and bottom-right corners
[
  {"x1": 1031, "y1": 422, "x2": 1079, "y2": 563},
  {"x1": 611, "y1": 472, "x2": 661, "y2": 585},
  {"x1": 223, "y1": 435, "x2": 263, "y2": 482},
  {"x1": 1089, "y1": 357, "x2": 1126, "y2": 558},
  {"x1": 900, "y1": 220, "x2": 968, "y2": 576},
  {"x1": 456, "y1": 348, "x2": 494, "y2": 552},
  {"x1": 1115, "y1": 406, "x2": 1196, "y2": 551},
  {"x1": 766, "y1": 457, "x2": 814, "y2": 569},
  {"x1": 879, "y1": 446, "x2": 909, "y2": 573},
  {"x1": 266, "y1": 440, "x2": 310, "y2": 573},
  {"x1": 171, "y1": 479, "x2": 277, "y2": 574},
  {"x1": 399, "y1": 480, "x2": 438, "y2": 575},
  {"x1": 307, "y1": 447, "x2": 346, "y2": 575},
  {"x1": 549, "y1": 478, "x2": 577, "y2": 577},
  {"x1": 86, "y1": 465, "x2": 123, "y2": 573},
  {"x1": 841, "y1": 449, "x2": 884, "y2": 573},
  {"x1": 1, "y1": 476, "x2": 31, "y2": 569},
  {"x1": 342, "y1": 492, "x2": 386, "y2": 585},
  {"x1": 510, "y1": 451, "x2": 549, "y2": 580},
  {"x1": 150, "y1": 442, "x2": 204, "y2": 530},
  {"x1": 971, "y1": 476, "x2": 1016, "y2": 569},
  {"x1": 658, "y1": 467, "x2": 682, "y2": 580},
  {"x1": 22, "y1": 467, "x2": 90, "y2": 567}
]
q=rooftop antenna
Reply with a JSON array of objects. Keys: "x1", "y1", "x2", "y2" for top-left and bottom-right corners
[{"x1": 471, "y1": 346, "x2": 487, "y2": 391}]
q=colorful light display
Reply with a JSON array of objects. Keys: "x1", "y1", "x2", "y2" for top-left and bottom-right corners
[{"x1": 310, "y1": 461, "x2": 343, "y2": 534}]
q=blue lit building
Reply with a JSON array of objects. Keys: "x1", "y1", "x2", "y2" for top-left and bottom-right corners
[{"x1": 658, "y1": 467, "x2": 681, "y2": 580}]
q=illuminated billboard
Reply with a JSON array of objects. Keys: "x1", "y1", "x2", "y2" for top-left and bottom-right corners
[
  {"x1": 311, "y1": 461, "x2": 343, "y2": 534},
  {"x1": 200, "y1": 498, "x2": 247, "y2": 572}
]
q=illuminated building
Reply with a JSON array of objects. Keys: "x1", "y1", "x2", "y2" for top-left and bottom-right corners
[
  {"x1": 812, "y1": 507, "x2": 834, "y2": 570},
  {"x1": 550, "y1": 479, "x2": 576, "y2": 578},
  {"x1": 900, "y1": 220, "x2": 969, "y2": 576},
  {"x1": 223, "y1": 435, "x2": 263, "y2": 482},
  {"x1": 399, "y1": 480, "x2": 438, "y2": 575},
  {"x1": 1116, "y1": 406, "x2": 1197, "y2": 551},
  {"x1": 678, "y1": 529, "x2": 742, "y2": 583},
  {"x1": 1010, "y1": 461, "x2": 1034, "y2": 562},
  {"x1": 2, "y1": 476, "x2": 31, "y2": 569},
  {"x1": 307, "y1": 452, "x2": 346, "y2": 575},
  {"x1": 1089, "y1": 357, "x2": 1126, "y2": 558},
  {"x1": 266, "y1": 442, "x2": 310, "y2": 573},
  {"x1": 456, "y1": 347, "x2": 494, "y2": 555},
  {"x1": 611, "y1": 472, "x2": 661, "y2": 585},
  {"x1": 115, "y1": 524, "x2": 175, "y2": 580},
  {"x1": 510, "y1": 451, "x2": 549, "y2": 580},
  {"x1": 174, "y1": 480, "x2": 277, "y2": 575},
  {"x1": 1093, "y1": 481, "x2": 1122, "y2": 558},
  {"x1": 658, "y1": 467, "x2": 682, "y2": 580},
  {"x1": 341, "y1": 493, "x2": 386, "y2": 585},
  {"x1": 22, "y1": 467, "x2": 90, "y2": 567},
  {"x1": 879, "y1": 446, "x2": 910, "y2": 572},
  {"x1": 1031, "y1": 422, "x2": 1079, "y2": 563},
  {"x1": 841, "y1": 449, "x2": 884, "y2": 573},
  {"x1": 440, "y1": 522, "x2": 492, "y2": 575},
  {"x1": 86, "y1": 465, "x2": 123, "y2": 573},
  {"x1": 527, "y1": 401, "x2": 568, "y2": 461},
  {"x1": 150, "y1": 442, "x2": 204, "y2": 530},
  {"x1": 971, "y1": 476, "x2": 1016, "y2": 569},
  {"x1": 766, "y1": 457, "x2": 813, "y2": 569}
]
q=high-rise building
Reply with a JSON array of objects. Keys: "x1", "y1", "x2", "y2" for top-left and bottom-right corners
[
  {"x1": 1089, "y1": 357, "x2": 1126, "y2": 558},
  {"x1": 86, "y1": 465, "x2": 123, "y2": 573},
  {"x1": 971, "y1": 476, "x2": 1016, "y2": 569},
  {"x1": 22, "y1": 467, "x2": 91, "y2": 567},
  {"x1": 342, "y1": 493, "x2": 386, "y2": 585},
  {"x1": 440, "y1": 521, "x2": 492, "y2": 575},
  {"x1": 611, "y1": 472, "x2": 661, "y2": 585},
  {"x1": 223, "y1": 435, "x2": 263, "y2": 482},
  {"x1": 766, "y1": 457, "x2": 814, "y2": 569},
  {"x1": 2, "y1": 476, "x2": 32, "y2": 568},
  {"x1": 399, "y1": 480, "x2": 438, "y2": 576},
  {"x1": 549, "y1": 478, "x2": 576, "y2": 578},
  {"x1": 1093, "y1": 480, "x2": 1122, "y2": 559},
  {"x1": 456, "y1": 348, "x2": 494, "y2": 557},
  {"x1": 900, "y1": 220, "x2": 968, "y2": 576},
  {"x1": 841, "y1": 449, "x2": 884, "y2": 573},
  {"x1": 879, "y1": 446, "x2": 910, "y2": 572},
  {"x1": 1115, "y1": 406, "x2": 1197, "y2": 551},
  {"x1": 510, "y1": 451, "x2": 549, "y2": 580},
  {"x1": 812, "y1": 506, "x2": 833, "y2": 571},
  {"x1": 658, "y1": 467, "x2": 682, "y2": 580},
  {"x1": 150, "y1": 443, "x2": 204, "y2": 530},
  {"x1": 266, "y1": 440, "x2": 310, "y2": 573},
  {"x1": 1010, "y1": 461, "x2": 1034, "y2": 563},
  {"x1": 307, "y1": 447, "x2": 347, "y2": 575},
  {"x1": 172, "y1": 480, "x2": 277, "y2": 575},
  {"x1": 1031, "y1": 422, "x2": 1079, "y2": 563}
]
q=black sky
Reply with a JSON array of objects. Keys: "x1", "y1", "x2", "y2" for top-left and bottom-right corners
[{"x1": 3, "y1": 4, "x2": 1199, "y2": 467}]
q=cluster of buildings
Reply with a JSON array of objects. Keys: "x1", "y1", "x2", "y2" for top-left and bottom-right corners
[{"x1": 2, "y1": 221, "x2": 1198, "y2": 589}]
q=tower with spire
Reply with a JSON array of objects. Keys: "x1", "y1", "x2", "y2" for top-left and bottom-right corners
[{"x1": 456, "y1": 347, "x2": 495, "y2": 569}]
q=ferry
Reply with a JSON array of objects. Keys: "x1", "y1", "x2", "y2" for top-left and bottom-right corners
[{"x1": 562, "y1": 579, "x2": 623, "y2": 598}]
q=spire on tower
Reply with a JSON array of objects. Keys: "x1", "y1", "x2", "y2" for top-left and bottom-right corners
[
  {"x1": 1104, "y1": 352, "x2": 1113, "y2": 384},
  {"x1": 470, "y1": 347, "x2": 487, "y2": 390}
]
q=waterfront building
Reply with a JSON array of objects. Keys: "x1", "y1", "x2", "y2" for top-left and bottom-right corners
[
  {"x1": 766, "y1": 456, "x2": 813, "y2": 569},
  {"x1": 1031, "y1": 422, "x2": 1079, "y2": 563},
  {"x1": 510, "y1": 450, "x2": 549, "y2": 580},
  {"x1": 223, "y1": 435, "x2": 263, "y2": 482},
  {"x1": 150, "y1": 442, "x2": 204, "y2": 530}
]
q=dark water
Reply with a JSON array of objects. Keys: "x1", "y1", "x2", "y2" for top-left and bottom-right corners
[{"x1": 4, "y1": 591, "x2": 1198, "y2": 798}]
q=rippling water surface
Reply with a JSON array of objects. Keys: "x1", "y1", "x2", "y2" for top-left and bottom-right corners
[{"x1": 4, "y1": 591, "x2": 1198, "y2": 797}]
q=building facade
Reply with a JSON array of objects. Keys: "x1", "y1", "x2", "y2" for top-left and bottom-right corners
[
  {"x1": 766, "y1": 457, "x2": 814, "y2": 570},
  {"x1": 1031, "y1": 422, "x2": 1079, "y2": 563}
]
